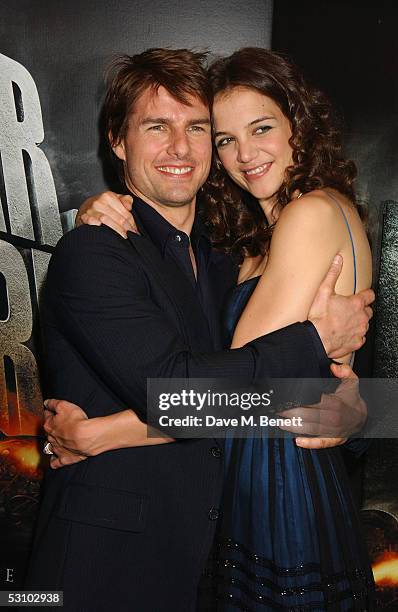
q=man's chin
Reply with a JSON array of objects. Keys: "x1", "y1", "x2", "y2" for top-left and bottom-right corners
[{"x1": 156, "y1": 190, "x2": 197, "y2": 208}]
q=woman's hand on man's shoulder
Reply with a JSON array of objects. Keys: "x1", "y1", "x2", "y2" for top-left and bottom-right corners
[{"x1": 76, "y1": 191, "x2": 137, "y2": 238}]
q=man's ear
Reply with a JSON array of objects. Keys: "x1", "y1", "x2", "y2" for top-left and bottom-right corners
[{"x1": 109, "y1": 131, "x2": 126, "y2": 161}]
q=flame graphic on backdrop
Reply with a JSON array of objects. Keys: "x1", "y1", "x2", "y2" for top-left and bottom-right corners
[
  {"x1": 0, "y1": 390, "x2": 44, "y2": 436},
  {"x1": 0, "y1": 441, "x2": 43, "y2": 479},
  {"x1": 10, "y1": 442, "x2": 42, "y2": 477},
  {"x1": 373, "y1": 552, "x2": 398, "y2": 587}
]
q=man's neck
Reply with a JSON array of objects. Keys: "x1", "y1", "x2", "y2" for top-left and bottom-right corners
[{"x1": 130, "y1": 189, "x2": 196, "y2": 236}]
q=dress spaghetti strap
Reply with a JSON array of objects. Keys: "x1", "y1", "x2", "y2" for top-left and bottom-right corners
[
  {"x1": 324, "y1": 190, "x2": 357, "y2": 366},
  {"x1": 325, "y1": 190, "x2": 357, "y2": 294}
]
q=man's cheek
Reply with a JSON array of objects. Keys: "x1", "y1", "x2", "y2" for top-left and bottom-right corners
[{"x1": 199, "y1": 148, "x2": 212, "y2": 175}]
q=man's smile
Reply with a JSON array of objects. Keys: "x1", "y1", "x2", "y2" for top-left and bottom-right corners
[{"x1": 156, "y1": 165, "x2": 195, "y2": 176}]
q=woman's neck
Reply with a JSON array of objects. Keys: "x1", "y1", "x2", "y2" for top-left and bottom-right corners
[{"x1": 258, "y1": 197, "x2": 278, "y2": 225}]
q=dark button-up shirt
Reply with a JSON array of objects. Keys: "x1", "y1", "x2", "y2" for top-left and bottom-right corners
[{"x1": 132, "y1": 197, "x2": 222, "y2": 350}]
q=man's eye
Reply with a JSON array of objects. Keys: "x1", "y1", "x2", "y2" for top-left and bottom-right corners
[
  {"x1": 254, "y1": 125, "x2": 272, "y2": 135},
  {"x1": 189, "y1": 125, "x2": 205, "y2": 132},
  {"x1": 215, "y1": 136, "x2": 233, "y2": 148},
  {"x1": 149, "y1": 125, "x2": 166, "y2": 131}
]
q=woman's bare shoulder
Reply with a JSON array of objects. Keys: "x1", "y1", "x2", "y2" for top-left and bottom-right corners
[
  {"x1": 274, "y1": 189, "x2": 344, "y2": 242},
  {"x1": 281, "y1": 189, "x2": 347, "y2": 220}
]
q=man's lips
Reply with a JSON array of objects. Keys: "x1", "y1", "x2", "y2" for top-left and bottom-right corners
[
  {"x1": 242, "y1": 162, "x2": 272, "y2": 181},
  {"x1": 156, "y1": 165, "x2": 194, "y2": 177}
]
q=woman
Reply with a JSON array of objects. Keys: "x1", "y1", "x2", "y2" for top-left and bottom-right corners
[
  {"x1": 51, "y1": 49, "x2": 375, "y2": 609},
  {"x1": 198, "y1": 48, "x2": 374, "y2": 611}
]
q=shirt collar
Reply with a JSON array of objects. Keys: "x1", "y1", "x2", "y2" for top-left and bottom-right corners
[{"x1": 129, "y1": 195, "x2": 210, "y2": 256}]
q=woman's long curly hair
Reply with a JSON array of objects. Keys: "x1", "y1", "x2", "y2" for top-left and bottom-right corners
[{"x1": 201, "y1": 48, "x2": 358, "y2": 261}]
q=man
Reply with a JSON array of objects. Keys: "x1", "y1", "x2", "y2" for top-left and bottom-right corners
[{"x1": 26, "y1": 49, "x2": 372, "y2": 611}]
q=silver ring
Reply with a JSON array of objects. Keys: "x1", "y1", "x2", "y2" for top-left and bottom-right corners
[{"x1": 43, "y1": 441, "x2": 54, "y2": 455}]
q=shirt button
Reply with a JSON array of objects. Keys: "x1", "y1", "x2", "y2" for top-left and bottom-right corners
[
  {"x1": 174, "y1": 234, "x2": 182, "y2": 242},
  {"x1": 211, "y1": 447, "x2": 222, "y2": 458},
  {"x1": 208, "y1": 507, "x2": 219, "y2": 521}
]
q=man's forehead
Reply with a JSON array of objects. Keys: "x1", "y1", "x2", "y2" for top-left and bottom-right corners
[{"x1": 133, "y1": 85, "x2": 210, "y2": 118}]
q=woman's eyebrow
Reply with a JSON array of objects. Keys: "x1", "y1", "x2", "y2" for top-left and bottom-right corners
[
  {"x1": 248, "y1": 115, "x2": 275, "y2": 126},
  {"x1": 215, "y1": 115, "x2": 276, "y2": 137}
]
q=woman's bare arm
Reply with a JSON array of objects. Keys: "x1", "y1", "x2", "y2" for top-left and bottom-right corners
[
  {"x1": 44, "y1": 400, "x2": 173, "y2": 469},
  {"x1": 232, "y1": 191, "x2": 371, "y2": 352}
]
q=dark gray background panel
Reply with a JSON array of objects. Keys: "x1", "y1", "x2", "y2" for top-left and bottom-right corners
[{"x1": 0, "y1": 0, "x2": 273, "y2": 211}]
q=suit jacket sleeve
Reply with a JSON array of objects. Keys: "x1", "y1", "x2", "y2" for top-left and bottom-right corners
[{"x1": 46, "y1": 225, "x2": 327, "y2": 422}]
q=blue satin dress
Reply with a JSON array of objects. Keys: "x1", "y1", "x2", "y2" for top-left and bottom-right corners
[{"x1": 209, "y1": 274, "x2": 376, "y2": 611}]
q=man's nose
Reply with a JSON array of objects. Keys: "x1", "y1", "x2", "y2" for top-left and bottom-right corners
[
  {"x1": 237, "y1": 140, "x2": 257, "y2": 164},
  {"x1": 167, "y1": 129, "x2": 190, "y2": 158}
]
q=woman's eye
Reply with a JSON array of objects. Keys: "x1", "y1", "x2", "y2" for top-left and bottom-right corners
[
  {"x1": 216, "y1": 136, "x2": 233, "y2": 148},
  {"x1": 254, "y1": 125, "x2": 272, "y2": 135}
]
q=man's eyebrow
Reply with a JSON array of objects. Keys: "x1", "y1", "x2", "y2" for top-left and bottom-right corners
[
  {"x1": 187, "y1": 118, "x2": 211, "y2": 126},
  {"x1": 215, "y1": 115, "x2": 276, "y2": 137},
  {"x1": 141, "y1": 117, "x2": 169, "y2": 125},
  {"x1": 141, "y1": 117, "x2": 211, "y2": 126}
]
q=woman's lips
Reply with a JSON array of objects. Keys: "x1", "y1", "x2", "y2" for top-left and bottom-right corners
[{"x1": 242, "y1": 162, "x2": 272, "y2": 181}]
